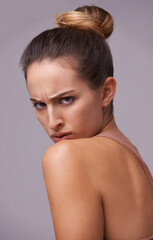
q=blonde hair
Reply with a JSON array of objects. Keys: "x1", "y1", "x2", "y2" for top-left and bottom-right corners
[{"x1": 55, "y1": 5, "x2": 113, "y2": 39}]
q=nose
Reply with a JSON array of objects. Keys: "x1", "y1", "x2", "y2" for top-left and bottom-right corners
[{"x1": 47, "y1": 106, "x2": 64, "y2": 130}]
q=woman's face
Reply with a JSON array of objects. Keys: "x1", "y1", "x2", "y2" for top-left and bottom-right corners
[{"x1": 27, "y1": 59, "x2": 103, "y2": 143}]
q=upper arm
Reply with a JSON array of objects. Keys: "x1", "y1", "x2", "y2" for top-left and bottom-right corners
[{"x1": 42, "y1": 141, "x2": 104, "y2": 240}]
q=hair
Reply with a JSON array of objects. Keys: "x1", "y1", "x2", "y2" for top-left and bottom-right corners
[{"x1": 20, "y1": 5, "x2": 114, "y2": 113}]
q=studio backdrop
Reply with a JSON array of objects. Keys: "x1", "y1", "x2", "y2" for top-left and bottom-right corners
[{"x1": 1, "y1": 0, "x2": 153, "y2": 239}]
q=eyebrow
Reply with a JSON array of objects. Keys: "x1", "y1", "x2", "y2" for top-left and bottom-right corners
[{"x1": 30, "y1": 90, "x2": 76, "y2": 102}]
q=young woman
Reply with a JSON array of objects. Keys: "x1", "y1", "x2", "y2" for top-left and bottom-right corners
[{"x1": 20, "y1": 5, "x2": 153, "y2": 240}]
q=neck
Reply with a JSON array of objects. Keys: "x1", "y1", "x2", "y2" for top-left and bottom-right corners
[
  {"x1": 102, "y1": 116, "x2": 118, "y2": 132},
  {"x1": 100, "y1": 116, "x2": 129, "y2": 140},
  {"x1": 100, "y1": 107, "x2": 120, "y2": 134}
]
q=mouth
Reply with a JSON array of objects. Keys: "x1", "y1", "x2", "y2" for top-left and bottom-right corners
[{"x1": 51, "y1": 132, "x2": 72, "y2": 143}]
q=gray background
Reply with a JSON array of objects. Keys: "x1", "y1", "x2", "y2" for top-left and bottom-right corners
[{"x1": 1, "y1": 0, "x2": 153, "y2": 239}]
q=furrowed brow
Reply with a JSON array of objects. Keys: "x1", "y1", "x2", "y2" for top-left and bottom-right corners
[
  {"x1": 48, "y1": 90, "x2": 76, "y2": 100},
  {"x1": 30, "y1": 90, "x2": 76, "y2": 102}
]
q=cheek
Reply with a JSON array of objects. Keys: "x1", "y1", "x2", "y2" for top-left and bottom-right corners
[{"x1": 68, "y1": 98, "x2": 102, "y2": 126}]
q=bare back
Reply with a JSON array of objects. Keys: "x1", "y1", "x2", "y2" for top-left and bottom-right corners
[
  {"x1": 43, "y1": 130, "x2": 153, "y2": 240},
  {"x1": 79, "y1": 131, "x2": 153, "y2": 239}
]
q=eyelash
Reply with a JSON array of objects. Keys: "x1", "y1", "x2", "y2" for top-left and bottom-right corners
[
  {"x1": 59, "y1": 96, "x2": 75, "y2": 104},
  {"x1": 33, "y1": 96, "x2": 75, "y2": 109},
  {"x1": 33, "y1": 102, "x2": 46, "y2": 109}
]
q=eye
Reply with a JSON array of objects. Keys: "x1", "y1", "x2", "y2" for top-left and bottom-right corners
[
  {"x1": 59, "y1": 96, "x2": 75, "y2": 105},
  {"x1": 33, "y1": 102, "x2": 46, "y2": 110}
]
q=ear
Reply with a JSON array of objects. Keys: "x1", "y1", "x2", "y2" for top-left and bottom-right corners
[{"x1": 101, "y1": 77, "x2": 116, "y2": 107}]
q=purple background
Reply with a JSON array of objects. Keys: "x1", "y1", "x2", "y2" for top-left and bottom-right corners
[{"x1": 1, "y1": 0, "x2": 153, "y2": 239}]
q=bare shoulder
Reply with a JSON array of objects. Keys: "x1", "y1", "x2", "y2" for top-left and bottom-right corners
[
  {"x1": 43, "y1": 139, "x2": 81, "y2": 161},
  {"x1": 42, "y1": 139, "x2": 86, "y2": 173},
  {"x1": 42, "y1": 138, "x2": 98, "y2": 191},
  {"x1": 42, "y1": 136, "x2": 113, "y2": 179},
  {"x1": 42, "y1": 136, "x2": 119, "y2": 178},
  {"x1": 43, "y1": 137, "x2": 153, "y2": 239},
  {"x1": 42, "y1": 139, "x2": 104, "y2": 240}
]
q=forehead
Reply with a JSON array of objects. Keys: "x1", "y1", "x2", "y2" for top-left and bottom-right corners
[
  {"x1": 26, "y1": 59, "x2": 91, "y2": 98},
  {"x1": 27, "y1": 58, "x2": 75, "y2": 79}
]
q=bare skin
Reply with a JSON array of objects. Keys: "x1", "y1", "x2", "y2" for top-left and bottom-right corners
[
  {"x1": 42, "y1": 119, "x2": 153, "y2": 240},
  {"x1": 27, "y1": 59, "x2": 153, "y2": 240}
]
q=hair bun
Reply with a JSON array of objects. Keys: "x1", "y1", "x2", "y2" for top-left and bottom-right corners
[{"x1": 55, "y1": 5, "x2": 113, "y2": 39}]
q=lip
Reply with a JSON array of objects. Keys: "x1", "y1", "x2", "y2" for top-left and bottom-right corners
[{"x1": 51, "y1": 132, "x2": 72, "y2": 143}]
